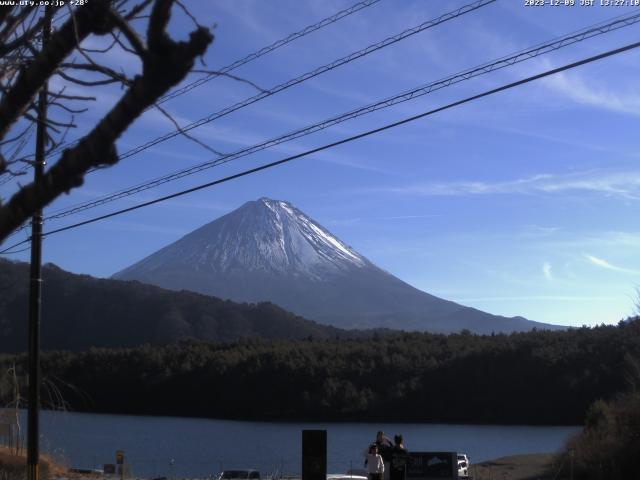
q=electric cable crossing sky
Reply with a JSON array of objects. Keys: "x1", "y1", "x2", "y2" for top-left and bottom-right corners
[
  {"x1": 2, "y1": 39, "x2": 639, "y2": 254},
  {"x1": 1, "y1": 1, "x2": 639, "y2": 326},
  {"x1": 38, "y1": 10, "x2": 640, "y2": 225}
]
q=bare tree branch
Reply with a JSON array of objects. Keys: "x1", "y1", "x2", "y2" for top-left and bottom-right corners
[
  {"x1": 0, "y1": 7, "x2": 14, "y2": 26},
  {"x1": 0, "y1": 12, "x2": 45, "y2": 57},
  {"x1": 49, "y1": 101, "x2": 88, "y2": 115},
  {"x1": 124, "y1": 0, "x2": 154, "y2": 21},
  {"x1": 80, "y1": 35, "x2": 119, "y2": 53},
  {"x1": 175, "y1": 0, "x2": 201, "y2": 29},
  {"x1": 56, "y1": 69, "x2": 123, "y2": 87},
  {"x1": 0, "y1": 122, "x2": 33, "y2": 147},
  {"x1": 0, "y1": 0, "x2": 113, "y2": 142},
  {"x1": 48, "y1": 89, "x2": 97, "y2": 102},
  {"x1": 109, "y1": 10, "x2": 147, "y2": 56},
  {"x1": 0, "y1": 0, "x2": 213, "y2": 241},
  {"x1": 110, "y1": 30, "x2": 139, "y2": 55},
  {"x1": 22, "y1": 109, "x2": 72, "y2": 131},
  {"x1": 191, "y1": 69, "x2": 269, "y2": 93},
  {"x1": 153, "y1": 102, "x2": 226, "y2": 157},
  {"x1": 0, "y1": 8, "x2": 31, "y2": 46}
]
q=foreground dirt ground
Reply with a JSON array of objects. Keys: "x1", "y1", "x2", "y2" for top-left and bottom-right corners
[
  {"x1": 472, "y1": 453, "x2": 562, "y2": 480},
  {"x1": 3, "y1": 447, "x2": 566, "y2": 480}
]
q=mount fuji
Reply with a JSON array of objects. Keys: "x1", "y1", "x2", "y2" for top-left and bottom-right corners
[{"x1": 113, "y1": 198, "x2": 559, "y2": 333}]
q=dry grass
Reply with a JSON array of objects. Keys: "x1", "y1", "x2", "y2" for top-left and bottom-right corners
[
  {"x1": 471, "y1": 453, "x2": 564, "y2": 480},
  {"x1": 0, "y1": 445, "x2": 68, "y2": 479}
]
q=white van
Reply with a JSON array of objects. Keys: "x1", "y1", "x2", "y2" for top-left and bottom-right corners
[{"x1": 456, "y1": 454, "x2": 470, "y2": 479}]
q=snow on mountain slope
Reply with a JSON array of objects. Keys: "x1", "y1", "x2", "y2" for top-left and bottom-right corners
[
  {"x1": 113, "y1": 198, "x2": 561, "y2": 333},
  {"x1": 117, "y1": 198, "x2": 365, "y2": 280}
]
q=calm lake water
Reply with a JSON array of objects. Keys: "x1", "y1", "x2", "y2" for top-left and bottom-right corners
[{"x1": 18, "y1": 410, "x2": 580, "y2": 478}]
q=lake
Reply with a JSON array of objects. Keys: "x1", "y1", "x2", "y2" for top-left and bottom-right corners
[{"x1": 18, "y1": 410, "x2": 580, "y2": 478}]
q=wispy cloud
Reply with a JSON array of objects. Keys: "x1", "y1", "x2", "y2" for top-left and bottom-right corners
[
  {"x1": 49, "y1": 187, "x2": 232, "y2": 214},
  {"x1": 457, "y1": 295, "x2": 617, "y2": 302},
  {"x1": 543, "y1": 261, "x2": 553, "y2": 281},
  {"x1": 368, "y1": 170, "x2": 640, "y2": 200},
  {"x1": 543, "y1": 70, "x2": 640, "y2": 117},
  {"x1": 584, "y1": 253, "x2": 640, "y2": 275},
  {"x1": 171, "y1": 120, "x2": 397, "y2": 175},
  {"x1": 306, "y1": 79, "x2": 376, "y2": 105},
  {"x1": 519, "y1": 225, "x2": 562, "y2": 238},
  {"x1": 314, "y1": 151, "x2": 396, "y2": 175},
  {"x1": 328, "y1": 213, "x2": 441, "y2": 226},
  {"x1": 491, "y1": 124, "x2": 640, "y2": 159},
  {"x1": 211, "y1": 1, "x2": 283, "y2": 43},
  {"x1": 95, "y1": 220, "x2": 188, "y2": 236}
]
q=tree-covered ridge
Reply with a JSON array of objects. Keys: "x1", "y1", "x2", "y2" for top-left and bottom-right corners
[
  {"x1": 2, "y1": 320, "x2": 639, "y2": 425},
  {"x1": 0, "y1": 259, "x2": 350, "y2": 352}
]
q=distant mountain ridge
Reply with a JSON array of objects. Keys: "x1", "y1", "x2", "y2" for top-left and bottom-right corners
[
  {"x1": 0, "y1": 259, "x2": 348, "y2": 352},
  {"x1": 114, "y1": 198, "x2": 561, "y2": 333}
]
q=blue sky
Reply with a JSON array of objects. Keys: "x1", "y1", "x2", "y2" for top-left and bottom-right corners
[{"x1": 2, "y1": 0, "x2": 640, "y2": 327}]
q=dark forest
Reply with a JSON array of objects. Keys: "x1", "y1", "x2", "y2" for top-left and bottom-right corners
[{"x1": 2, "y1": 319, "x2": 639, "y2": 425}]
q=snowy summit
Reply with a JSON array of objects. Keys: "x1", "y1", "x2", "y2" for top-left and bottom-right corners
[{"x1": 114, "y1": 198, "x2": 560, "y2": 334}]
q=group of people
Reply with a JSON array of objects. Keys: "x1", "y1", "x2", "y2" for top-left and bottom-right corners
[{"x1": 364, "y1": 431, "x2": 409, "y2": 480}]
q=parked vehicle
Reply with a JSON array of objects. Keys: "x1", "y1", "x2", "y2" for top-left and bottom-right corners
[
  {"x1": 457, "y1": 454, "x2": 470, "y2": 479},
  {"x1": 327, "y1": 474, "x2": 368, "y2": 480},
  {"x1": 345, "y1": 469, "x2": 368, "y2": 478},
  {"x1": 219, "y1": 469, "x2": 261, "y2": 480}
]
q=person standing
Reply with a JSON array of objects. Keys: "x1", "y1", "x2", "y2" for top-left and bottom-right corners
[
  {"x1": 374, "y1": 431, "x2": 393, "y2": 480},
  {"x1": 390, "y1": 435, "x2": 409, "y2": 480},
  {"x1": 365, "y1": 444, "x2": 385, "y2": 480}
]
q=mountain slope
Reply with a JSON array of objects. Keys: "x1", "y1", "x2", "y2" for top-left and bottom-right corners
[
  {"x1": 0, "y1": 259, "x2": 347, "y2": 352},
  {"x1": 114, "y1": 198, "x2": 560, "y2": 333}
]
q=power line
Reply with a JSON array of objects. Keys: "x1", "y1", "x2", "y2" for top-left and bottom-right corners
[
  {"x1": 0, "y1": 164, "x2": 31, "y2": 186},
  {"x1": 154, "y1": 0, "x2": 384, "y2": 106},
  {"x1": 2, "y1": 14, "x2": 634, "y2": 250},
  {"x1": 0, "y1": 244, "x2": 32, "y2": 255},
  {"x1": 2, "y1": 38, "x2": 637, "y2": 253},
  {"x1": 114, "y1": 0, "x2": 497, "y2": 161},
  {"x1": 41, "y1": 10, "x2": 640, "y2": 223},
  {"x1": 5, "y1": 0, "x2": 384, "y2": 174},
  {"x1": 38, "y1": 0, "x2": 500, "y2": 220},
  {"x1": 0, "y1": 225, "x2": 32, "y2": 254}
]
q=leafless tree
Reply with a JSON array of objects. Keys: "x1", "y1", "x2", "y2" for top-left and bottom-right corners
[
  {"x1": 0, "y1": 364, "x2": 23, "y2": 454},
  {"x1": 0, "y1": 0, "x2": 214, "y2": 242}
]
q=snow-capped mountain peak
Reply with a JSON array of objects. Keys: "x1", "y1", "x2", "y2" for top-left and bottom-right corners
[
  {"x1": 114, "y1": 198, "x2": 555, "y2": 334},
  {"x1": 116, "y1": 198, "x2": 366, "y2": 280},
  {"x1": 257, "y1": 198, "x2": 364, "y2": 268}
]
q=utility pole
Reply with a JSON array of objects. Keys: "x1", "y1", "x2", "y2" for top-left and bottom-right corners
[
  {"x1": 570, "y1": 449, "x2": 574, "y2": 480},
  {"x1": 27, "y1": 7, "x2": 51, "y2": 480}
]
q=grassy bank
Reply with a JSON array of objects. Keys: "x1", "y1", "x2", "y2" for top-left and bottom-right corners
[
  {"x1": 473, "y1": 454, "x2": 561, "y2": 480},
  {"x1": 0, "y1": 445, "x2": 67, "y2": 480}
]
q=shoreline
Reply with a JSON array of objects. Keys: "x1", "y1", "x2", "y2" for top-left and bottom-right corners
[
  {"x1": 2, "y1": 452, "x2": 564, "y2": 480},
  {"x1": 14, "y1": 407, "x2": 582, "y2": 428}
]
